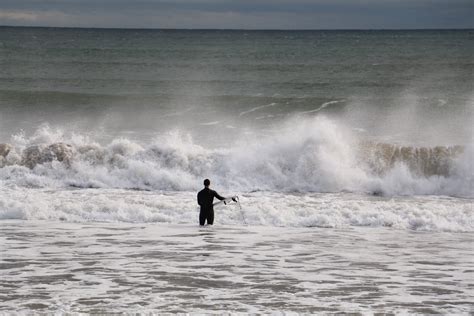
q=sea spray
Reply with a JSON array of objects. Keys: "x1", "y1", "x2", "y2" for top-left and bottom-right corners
[{"x1": 0, "y1": 117, "x2": 471, "y2": 197}]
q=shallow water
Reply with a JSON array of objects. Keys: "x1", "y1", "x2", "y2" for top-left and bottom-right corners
[
  {"x1": 1, "y1": 221, "x2": 472, "y2": 313},
  {"x1": 0, "y1": 27, "x2": 473, "y2": 313},
  {"x1": 1, "y1": 188, "x2": 472, "y2": 232}
]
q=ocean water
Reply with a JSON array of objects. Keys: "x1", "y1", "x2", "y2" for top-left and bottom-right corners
[
  {"x1": 0, "y1": 27, "x2": 473, "y2": 312},
  {"x1": 2, "y1": 221, "x2": 473, "y2": 313}
]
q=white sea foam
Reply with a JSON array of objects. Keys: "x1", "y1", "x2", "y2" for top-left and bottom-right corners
[
  {"x1": 2, "y1": 220, "x2": 472, "y2": 313},
  {"x1": 0, "y1": 117, "x2": 472, "y2": 197},
  {"x1": 0, "y1": 188, "x2": 472, "y2": 232},
  {"x1": 0, "y1": 117, "x2": 472, "y2": 229}
]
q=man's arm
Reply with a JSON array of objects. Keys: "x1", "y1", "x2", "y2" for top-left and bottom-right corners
[{"x1": 213, "y1": 190, "x2": 226, "y2": 201}]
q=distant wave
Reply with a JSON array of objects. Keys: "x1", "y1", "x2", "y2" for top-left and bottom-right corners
[
  {"x1": 0, "y1": 118, "x2": 471, "y2": 197},
  {"x1": 239, "y1": 103, "x2": 277, "y2": 117},
  {"x1": 299, "y1": 99, "x2": 345, "y2": 114}
]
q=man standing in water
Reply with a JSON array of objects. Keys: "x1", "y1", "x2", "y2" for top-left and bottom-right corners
[{"x1": 197, "y1": 179, "x2": 228, "y2": 226}]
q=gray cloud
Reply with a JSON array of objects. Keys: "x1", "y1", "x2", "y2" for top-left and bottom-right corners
[{"x1": 0, "y1": 0, "x2": 472, "y2": 29}]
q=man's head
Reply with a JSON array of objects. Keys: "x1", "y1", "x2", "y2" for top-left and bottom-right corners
[{"x1": 203, "y1": 179, "x2": 210, "y2": 187}]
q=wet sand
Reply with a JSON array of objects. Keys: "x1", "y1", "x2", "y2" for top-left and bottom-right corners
[{"x1": 0, "y1": 220, "x2": 473, "y2": 313}]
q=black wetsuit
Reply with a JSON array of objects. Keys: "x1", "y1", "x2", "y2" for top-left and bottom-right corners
[{"x1": 197, "y1": 187, "x2": 225, "y2": 225}]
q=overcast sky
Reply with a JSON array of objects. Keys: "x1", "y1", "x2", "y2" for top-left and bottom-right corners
[{"x1": 0, "y1": 0, "x2": 472, "y2": 29}]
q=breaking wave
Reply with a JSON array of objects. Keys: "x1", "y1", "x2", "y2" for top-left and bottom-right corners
[
  {"x1": 0, "y1": 117, "x2": 472, "y2": 197},
  {"x1": 0, "y1": 188, "x2": 472, "y2": 232}
]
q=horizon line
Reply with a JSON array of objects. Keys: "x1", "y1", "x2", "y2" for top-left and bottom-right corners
[{"x1": 1, "y1": 25, "x2": 473, "y2": 32}]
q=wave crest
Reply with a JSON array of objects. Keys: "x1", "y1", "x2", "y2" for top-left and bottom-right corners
[
  {"x1": 361, "y1": 142, "x2": 463, "y2": 177},
  {"x1": 0, "y1": 119, "x2": 471, "y2": 197}
]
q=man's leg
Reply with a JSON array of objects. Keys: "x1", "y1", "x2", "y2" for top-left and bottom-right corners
[
  {"x1": 199, "y1": 211, "x2": 206, "y2": 226},
  {"x1": 207, "y1": 210, "x2": 214, "y2": 225}
]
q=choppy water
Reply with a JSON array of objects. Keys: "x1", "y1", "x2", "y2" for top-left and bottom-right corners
[
  {"x1": 0, "y1": 27, "x2": 473, "y2": 226},
  {"x1": 0, "y1": 27, "x2": 473, "y2": 312},
  {"x1": 1, "y1": 27, "x2": 472, "y2": 143},
  {"x1": 1, "y1": 221, "x2": 473, "y2": 313}
]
